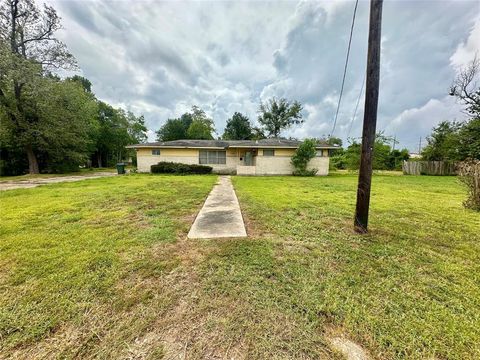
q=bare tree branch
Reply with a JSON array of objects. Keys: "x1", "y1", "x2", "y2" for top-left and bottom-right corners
[
  {"x1": 0, "y1": 0, "x2": 76, "y2": 71},
  {"x1": 450, "y1": 55, "x2": 480, "y2": 115}
]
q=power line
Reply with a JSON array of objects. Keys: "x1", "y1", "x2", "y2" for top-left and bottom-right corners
[
  {"x1": 346, "y1": 72, "x2": 365, "y2": 139},
  {"x1": 330, "y1": 0, "x2": 360, "y2": 138}
]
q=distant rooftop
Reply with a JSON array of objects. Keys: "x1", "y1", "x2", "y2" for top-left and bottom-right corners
[{"x1": 127, "y1": 138, "x2": 339, "y2": 149}]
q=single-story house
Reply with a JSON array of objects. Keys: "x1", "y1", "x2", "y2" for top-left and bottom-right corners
[{"x1": 126, "y1": 139, "x2": 339, "y2": 176}]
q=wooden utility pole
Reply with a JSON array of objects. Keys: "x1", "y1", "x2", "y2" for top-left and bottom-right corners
[
  {"x1": 418, "y1": 136, "x2": 422, "y2": 154},
  {"x1": 354, "y1": 0, "x2": 383, "y2": 233}
]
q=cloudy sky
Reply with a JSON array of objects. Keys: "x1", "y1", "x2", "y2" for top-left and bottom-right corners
[{"x1": 51, "y1": 0, "x2": 479, "y2": 151}]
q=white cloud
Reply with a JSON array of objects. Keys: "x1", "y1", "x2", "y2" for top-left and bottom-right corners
[
  {"x1": 450, "y1": 15, "x2": 480, "y2": 69},
  {"x1": 386, "y1": 96, "x2": 469, "y2": 151}
]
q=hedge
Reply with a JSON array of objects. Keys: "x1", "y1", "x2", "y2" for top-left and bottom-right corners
[{"x1": 151, "y1": 162, "x2": 212, "y2": 174}]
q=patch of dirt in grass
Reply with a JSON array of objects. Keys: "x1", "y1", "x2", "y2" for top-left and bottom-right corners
[
  {"x1": 325, "y1": 327, "x2": 371, "y2": 360},
  {"x1": 125, "y1": 332, "x2": 164, "y2": 359},
  {"x1": 0, "y1": 173, "x2": 116, "y2": 191}
]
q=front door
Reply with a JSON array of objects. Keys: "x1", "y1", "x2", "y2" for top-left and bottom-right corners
[{"x1": 244, "y1": 151, "x2": 253, "y2": 166}]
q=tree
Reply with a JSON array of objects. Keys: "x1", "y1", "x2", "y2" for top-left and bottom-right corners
[
  {"x1": 251, "y1": 127, "x2": 266, "y2": 140},
  {"x1": 326, "y1": 136, "x2": 343, "y2": 155},
  {"x1": 457, "y1": 117, "x2": 480, "y2": 160},
  {"x1": 0, "y1": 0, "x2": 76, "y2": 173},
  {"x1": 258, "y1": 98, "x2": 303, "y2": 137},
  {"x1": 68, "y1": 75, "x2": 92, "y2": 93},
  {"x1": 156, "y1": 106, "x2": 215, "y2": 141},
  {"x1": 35, "y1": 79, "x2": 98, "y2": 172},
  {"x1": 0, "y1": 73, "x2": 98, "y2": 173},
  {"x1": 179, "y1": 113, "x2": 193, "y2": 133},
  {"x1": 421, "y1": 121, "x2": 461, "y2": 161},
  {"x1": 422, "y1": 119, "x2": 479, "y2": 161},
  {"x1": 450, "y1": 56, "x2": 480, "y2": 116},
  {"x1": 330, "y1": 133, "x2": 408, "y2": 170},
  {"x1": 127, "y1": 112, "x2": 147, "y2": 144},
  {"x1": 291, "y1": 139, "x2": 317, "y2": 176},
  {"x1": 327, "y1": 136, "x2": 343, "y2": 147},
  {"x1": 426, "y1": 56, "x2": 480, "y2": 162},
  {"x1": 222, "y1": 112, "x2": 253, "y2": 140},
  {"x1": 156, "y1": 118, "x2": 188, "y2": 141},
  {"x1": 92, "y1": 102, "x2": 146, "y2": 167},
  {"x1": 187, "y1": 118, "x2": 215, "y2": 139}
]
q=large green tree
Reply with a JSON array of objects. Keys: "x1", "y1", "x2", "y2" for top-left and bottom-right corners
[
  {"x1": 0, "y1": 0, "x2": 76, "y2": 173},
  {"x1": 156, "y1": 118, "x2": 186, "y2": 141},
  {"x1": 187, "y1": 118, "x2": 215, "y2": 139},
  {"x1": 156, "y1": 113, "x2": 193, "y2": 141},
  {"x1": 222, "y1": 112, "x2": 253, "y2": 140},
  {"x1": 258, "y1": 98, "x2": 303, "y2": 138},
  {"x1": 422, "y1": 121, "x2": 461, "y2": 161},
  {"x1": 187, "y1": 105, "x2": 215, "y2": 139},
  {"x1": 0, "y1": 68, "x2": 99, "y2": 173},
  {"x1": 35, "y1": 79, "x2": 98, "y2": 172},
  {"x1": 92, "y1": 102, "x2": 147, "y2": 167},
  {"x1": 422, "y1": 119, "x2": 480, "y2": 161},
  {"x1": 156, "y1": 106, "x2": 215, "y2": 141}
]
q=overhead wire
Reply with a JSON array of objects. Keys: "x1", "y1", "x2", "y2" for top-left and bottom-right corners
[
  {"x1": 346, "y1": 72, "x2": 366, "y2": 139},
  {"x1": 329, "y1": 0, "x2": 360, "y2": 138}
]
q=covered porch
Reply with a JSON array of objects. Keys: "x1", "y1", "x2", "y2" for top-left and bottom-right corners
[{"x1": 231, "y1": 147, "x2": 257, "y2": 175}]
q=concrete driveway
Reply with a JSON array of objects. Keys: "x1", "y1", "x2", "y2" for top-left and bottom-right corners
[{"x1": 0, "y1": 172, "x2": 116, "y2": 191}]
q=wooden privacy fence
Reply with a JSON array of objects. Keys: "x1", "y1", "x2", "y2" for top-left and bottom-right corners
[{"x1": 402, "y1": 161, "x2": 457, "y2": 175}]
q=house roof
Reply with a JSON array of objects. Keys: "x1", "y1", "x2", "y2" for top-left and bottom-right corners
[{"x1": 126, "y1": 139, "x2": 339, "y2": 149}]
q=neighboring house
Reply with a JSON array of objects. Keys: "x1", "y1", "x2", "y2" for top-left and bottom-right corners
[{"x1": 127, "y1": 139, "x2": 339, "y2": 175}]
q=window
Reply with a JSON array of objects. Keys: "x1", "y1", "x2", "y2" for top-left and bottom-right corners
[
  {"x1": 316, "y1": 150, "x2": 324, "y2": 157},
  {"x1": 263, "y1": 149, "x2": 275, "y2": 156},
  {"x1": 152, "y1": 149, "x2": 161, "y2": 155},
  {"x1": 199, "y1": 150, "x2": 226, "y2": 165}
]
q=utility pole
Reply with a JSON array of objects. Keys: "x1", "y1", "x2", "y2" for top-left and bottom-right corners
[
  {"x1": 354, "y1": 0, "x2": 383, "y2": 233},
  {"x1": 418, "y1": 136, "x2": 422, "y2": 154}
]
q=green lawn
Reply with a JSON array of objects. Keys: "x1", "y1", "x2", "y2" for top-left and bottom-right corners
[
  {"x1": 0, "y1": 174, "x2": 216, "y2": 358},
  {"x1": 0, "y1": 173, "x2": 478, "y2": 359}
]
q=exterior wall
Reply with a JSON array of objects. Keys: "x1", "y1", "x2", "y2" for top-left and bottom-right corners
[
  {"x1": 254, "y1": 155, "x2": 329, "y2": 176},
  {"x1": 237, "y1": 165, "x2": 256, "y2": 175},
  {"x1": 136, "y1": 147, "x2": 241, "y2": 174},
  {"x1": 137, "y1": 148, "x2": 198, "y2": 173},
  {"x1": 308, "y1": 157, "x2": 329, "y2": 175},
  {"x1": 256, "y1": 148, "x2": 295, "y2": 157},
  {"x1": 136, "y1": 147, "x2": 330, "y2": 175}
]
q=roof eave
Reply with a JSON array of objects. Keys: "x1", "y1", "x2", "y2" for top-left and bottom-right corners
[
  {"x1": 126, "y1": 145, "x2": 226, "y2": 150},
  {"x1": 126, "y1": 143, "x2": 340, "y2": 150}
]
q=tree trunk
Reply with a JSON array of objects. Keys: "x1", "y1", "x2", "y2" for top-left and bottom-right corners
[
  {"x1": 98, "y1": 153, "x2": 103, "y2": 168},
  {"x1": 26, "y1": 145, "x2": 39, "y2": 174}
]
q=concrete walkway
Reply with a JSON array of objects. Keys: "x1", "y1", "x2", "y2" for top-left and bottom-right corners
[
  {"x1": 0, "y1": 172, "x2": 116, "y2": 191},
  {"x1": 188, "y1": 176, "x2": 247, "y2": 239}
]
